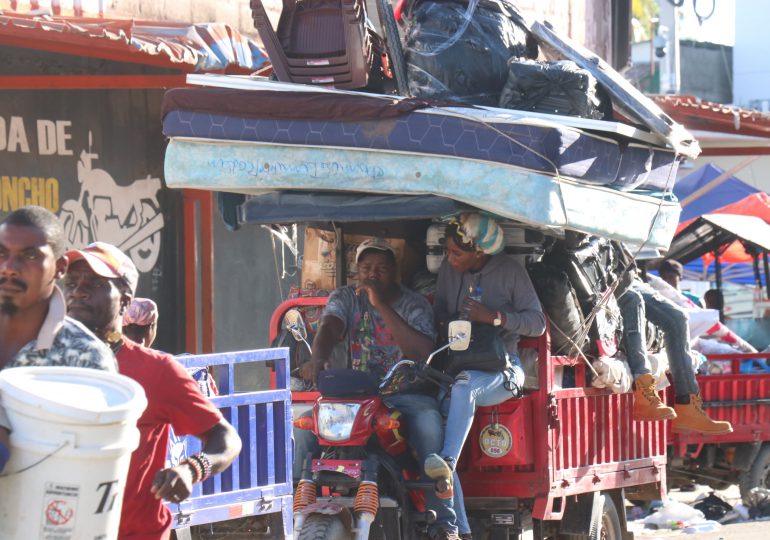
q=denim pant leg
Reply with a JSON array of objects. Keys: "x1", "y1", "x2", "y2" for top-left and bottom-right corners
[
  {"x1": 618, "y1": 287, "x2": 652, "y2": 378},
  {"x1": 384, "y1": 392, "x2": 457, "y2": 533},
  {"x1": 292, "y1": 411, "x2": 320, "y2": 482},
  {"x1": 453, "y1": 471, "x2": 470, "y2": 534},
  {"x1": 440, "y1": 367, "x2": 521, "y2": 461},
  {"x1": 639, "y1": 288, "x2": 699, "y2": 397},
  {"x1": 440, "y1": 363, "x2": 523, "y2": 535}
]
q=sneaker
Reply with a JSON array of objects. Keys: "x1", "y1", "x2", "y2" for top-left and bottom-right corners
[
  {"x1": 672, "y1": 394, "x2": 733, "y2": 434},
  {"x1": 632, "y1": 374, "x2": 676, "y2": 421},
  {"x1": 424, "y1": 453, "x2": 454, "y2": 500}
]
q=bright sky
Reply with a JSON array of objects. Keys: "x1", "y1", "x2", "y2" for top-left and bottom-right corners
[{"x1": 677, "y1": 0, "x2": 735, "y2": 46}]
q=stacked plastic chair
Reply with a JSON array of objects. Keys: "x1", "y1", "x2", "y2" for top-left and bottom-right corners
[{"x1": 251, "y1": 0, "x2": 373, "y2": 89}]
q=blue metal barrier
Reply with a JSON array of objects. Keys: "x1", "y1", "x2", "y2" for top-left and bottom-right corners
[{"x1": 168, "y1": 348, "x2": 293, "y2": 538}]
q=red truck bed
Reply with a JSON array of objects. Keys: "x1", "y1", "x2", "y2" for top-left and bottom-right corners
[
  {"x1": 272, "y1": 298, "x2": 667, "y2": 523},
  {"x1": 458, "y1": 332, "x2": 667, "y2": 520},
  {"x1": 669, "y1": 353, "x2": 770, "y2": 449}
]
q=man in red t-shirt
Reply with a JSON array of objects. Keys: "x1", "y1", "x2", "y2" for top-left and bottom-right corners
[{"x1": 63, "y1": 242, "x2": 242, "y2": 540}]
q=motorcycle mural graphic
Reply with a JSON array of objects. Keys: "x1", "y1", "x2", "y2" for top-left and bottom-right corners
[{"x1": 59, "y1": 135, "x2": 164, "y2": 274}]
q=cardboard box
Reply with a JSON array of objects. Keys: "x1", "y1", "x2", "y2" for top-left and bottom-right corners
[{"x1": 301, "y1": 228, "x2": 418, "y2": 291}]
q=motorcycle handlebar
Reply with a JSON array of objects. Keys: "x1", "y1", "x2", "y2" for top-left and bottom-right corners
[{"x1": 378, "y1": 359, "x2": 455, "y2": 392}]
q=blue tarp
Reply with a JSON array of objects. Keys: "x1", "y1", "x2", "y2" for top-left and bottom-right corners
[
  {"x1": 675, "y1": 163, "x2": 759, "y2": 222},
  {"x1": 674, "y1": 164, "x2": 763, "y2": 285},
  {"x1": 218, "y1": 191, "x2": 469, "y2": 229}
]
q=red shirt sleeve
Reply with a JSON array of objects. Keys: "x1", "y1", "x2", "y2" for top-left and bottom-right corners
[{"x1": 156, "y1": 354, "x2": 223, "y2": 437}]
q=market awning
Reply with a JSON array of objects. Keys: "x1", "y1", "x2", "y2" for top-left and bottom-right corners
[
  {"x1": 0, "y1": 10, "x2": 269, "y2": 73},
  {"x1": 663, "y1": 213, "x2": 770, "y2": 265},
  {"x1": 674, "y1": 164, "x2": 759, "y2": 222}
]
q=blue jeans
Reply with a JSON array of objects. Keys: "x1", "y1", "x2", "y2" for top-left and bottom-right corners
[
  {"x1": 439, "y1": 360, "x2": 525, "y2": 534},
  {"x1": 384, "y1": 392, "x2": 457, "y2": 534},
  {"x1": 618, "y1": 282, "x2": 699, "y2": 397}
]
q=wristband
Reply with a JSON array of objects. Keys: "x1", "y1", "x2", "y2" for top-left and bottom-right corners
[
  {"x1": 188, "y1": 452, "x2": 212, "y2": 482},
  {"x1": 181, "y1": 457, "x2": 203, "y2": 483},
  {"x1": 0, "y1": 442, "x2": 10, "y2": 474},
  {"x1": 192, "y1": 452, "x2": 212, "y2": 481}
]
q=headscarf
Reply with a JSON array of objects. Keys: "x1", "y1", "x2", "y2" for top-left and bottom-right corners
[
  {"x1": 123, "y1": 298, "x2": 158, "y2": 327},
  {"x1": 451, "y1": 213, "x2": 505, "y2": 255}
]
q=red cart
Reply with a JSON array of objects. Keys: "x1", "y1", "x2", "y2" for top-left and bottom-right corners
[
  {"x1": 272, "y1": 297, "x2": 664, "y2": 539},
  {"x1": 667, "y1": 351, "x2": 770, "y2": 497}
]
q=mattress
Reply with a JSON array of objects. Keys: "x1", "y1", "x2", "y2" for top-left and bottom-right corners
[
  {"x1": 163, "y1": 136, "x2": 681, "y2": 249},
  {"x1": 162, "y1": 87, "x2": 680, "y2": 192}
]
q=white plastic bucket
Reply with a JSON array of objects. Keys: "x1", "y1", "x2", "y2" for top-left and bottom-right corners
[{"x1": 0, "y1": 367, "x2": 147, "y2": 540}]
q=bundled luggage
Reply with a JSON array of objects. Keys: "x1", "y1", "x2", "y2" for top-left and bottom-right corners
[
  {"x1": 499, "y1": 59, "x2": 609, "y2": 119},
  {"x1": 541, "y1": 234, "x2": 627, "y2": 357},
  {"x1": 403, "y1": 0, "x2": 535, "y2": 105},
  {"x1": 528, "y1": 262, "x2": 588, "y2": 356}
]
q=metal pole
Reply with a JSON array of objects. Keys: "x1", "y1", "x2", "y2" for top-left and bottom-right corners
[
  {"x1": 714, "y1": 251, "x2": 724, "y2": 322},
  {"x1": 753, "y1": 253, "x2": 762, "y2": 288},
  {"x1": 335, "y1": 224, "x2": 345, "y2": 288},
  {"x1": 764, "y1": 252, "x2": 770, "y2": 300}
]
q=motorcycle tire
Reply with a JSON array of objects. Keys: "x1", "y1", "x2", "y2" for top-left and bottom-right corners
[{"x1": 297, "y1": 514, "x2": 349, "y2": 540}]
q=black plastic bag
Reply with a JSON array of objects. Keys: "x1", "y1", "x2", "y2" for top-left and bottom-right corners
[
  {"x1": 528, "y1": 262, "x2": 587, "y2": 356},
  {"x1": 541, "y1": 235, "x2": 624, "y2": 357},
  {"x1": 499, "y1": 59, "x2": 605, "y2": 119},
  {"x1": 693, "y1": 492, "x2": 733, "y2": 521},
  {"x1": 404, "y1": 0, "x2": 535, "y2": 106}
]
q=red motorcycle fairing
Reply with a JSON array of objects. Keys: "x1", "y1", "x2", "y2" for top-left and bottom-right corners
[{"x1": 311, "y1": 395, "x2": 407, "y2": 453}]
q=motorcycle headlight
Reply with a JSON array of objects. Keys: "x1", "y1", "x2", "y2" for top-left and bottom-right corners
[{"x1": 317, "y1": 402, "x2": 362, "y2": 442}]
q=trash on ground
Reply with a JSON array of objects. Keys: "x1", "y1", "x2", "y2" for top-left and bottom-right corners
[
  {"x1": 642, "y1": 499, "x2": 705, "y2": 529},
  {"x1": 693, "y1": 491, "x2": 733, "y2": 521},
  {"x1": 744, "y1": 487, "x2": 770, "y2": 520}
]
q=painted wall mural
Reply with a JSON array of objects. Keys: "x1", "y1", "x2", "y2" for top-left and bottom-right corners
[
  {"x1": 0, "y1": 87, "x2": 181, "y2": 352},
  {"x1": 59, "y1": 133, "x2": 165, "y2": 273}
]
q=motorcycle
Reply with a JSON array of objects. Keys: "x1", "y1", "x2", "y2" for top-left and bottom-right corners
[{"x1": 286, "y1": 310, "x2": 471, "y2": 540}]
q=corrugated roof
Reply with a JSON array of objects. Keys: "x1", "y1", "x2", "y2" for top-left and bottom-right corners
[
  {"x1": 0, "y1": 10, "x2": 269, "y2": 73},
  {"x1": 653, "y1": 95, "x2": 770, "y2": 139}
]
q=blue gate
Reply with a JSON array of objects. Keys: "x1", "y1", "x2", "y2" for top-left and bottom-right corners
[{"x1": 168, "y1": 347, "x2": 293, "y2": 538}]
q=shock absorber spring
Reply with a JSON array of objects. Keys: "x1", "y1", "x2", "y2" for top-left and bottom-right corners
[
  {"x1": 353, "y1": 480, "x2": 379, "y2": 516},
  {"x1": 294, "y1": 479, "x2": 317, "y2": 512}
]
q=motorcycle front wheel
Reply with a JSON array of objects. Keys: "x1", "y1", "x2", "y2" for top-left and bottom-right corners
[{"x1": 297, "y1": 514, "x2": 350, "y2": 540}]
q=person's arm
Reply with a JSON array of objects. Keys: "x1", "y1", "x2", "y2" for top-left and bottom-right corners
[
  {"x1": 300, "y1": 315, "x2": 345, "y2": 384},
  {"x1": 359, "y1": 284, "x2": 433, "y2": 360},
  {"x1": 151, "y1": 419, "x2": 241, "y2": 502},
  {"x1": 376, "y1": 298, "x2": 433, "y2": 360},
  {"x1": 463, "y1": 260, "x2": 546, "y2": 337}
]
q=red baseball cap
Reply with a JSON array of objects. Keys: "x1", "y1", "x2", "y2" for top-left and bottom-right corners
[{"x1": 65, "y1": 242, "x2": 139, "y2": 295}]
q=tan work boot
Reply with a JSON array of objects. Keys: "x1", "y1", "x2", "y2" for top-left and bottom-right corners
[
  {"x1": 673, "y1": 394, "x2": 733, "y2": 434},
  {"x1": 633, "y1": 374, "x2": 677, "y2": 421}
]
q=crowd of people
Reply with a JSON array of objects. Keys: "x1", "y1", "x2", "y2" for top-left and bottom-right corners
[
  {"x1": 0, "y1": 206, "x2": 241, "y2": 540},
  {"x1": 0, "y1": 205, "x2": 746, "y2": 540}
]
